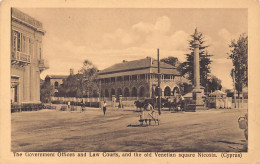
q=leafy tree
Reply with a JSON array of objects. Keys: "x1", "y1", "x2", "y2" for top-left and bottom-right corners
[
  {"x1": 60, "y1": 74, "x2": 83, "y2": 97},
  {"x1": 207, "y1": 75, "x2": 222, "y2": 93},
  {"x1": 160, "y1": 56, "x2": 180, "y2": 67},
  {"x1": 160, "y1": 56, "x2": 184, "y2": 73},
  {"x1": 79, "y1": 60, "x2": 99, "y2": 97},
  {"x1": 57, "y1": 60, "x2": 99, "y2": 98},
  {"x1": 40, "y1": 80, "x2": 55, "y2": 103},
  {"x1": 228, "y1": 33, "x2": 248, "y2": 99},
  {"x1": 181, "y1": 28, "x2": 213, "y2": 88}
]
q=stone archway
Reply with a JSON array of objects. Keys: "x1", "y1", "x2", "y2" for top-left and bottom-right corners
[
  {"x1": 105, "y1": 89, "x2": 109, "y2": 97},
  {"x1": 117, "y1": 88, "x2": 122, "y2": 96},
  {"x1": 139, "y1": 86, "x2": 145, "y2": 97},
  {"x1": 111, "y1": 88, "x2": 115, "y2": 96},
  {"x1": 155, "y1": 87, "x2": 162, "y2": 96},
  {"x1": 173, "y1": 86, "x2": 180, "y2": 96},
  {"x1": 131, "y1": 87, "x2": 137, "y2": 97},
  {"x1": 54, "y1": 81, "x2": 59, "y2": 89},
  {"x1": 124, "y1": 87, "x2": 130, "y2": 97},
  {"x1": 164, "y1": 86, "x2": 171, "y2": 96}
]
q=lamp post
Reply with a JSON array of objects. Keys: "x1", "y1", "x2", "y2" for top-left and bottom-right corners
[
  {"x1": 157, "y1": 48, "x2": 161, "y2": 115},
  {"x1": 99, "y1": 79, "x2": 102, "y2": 109}
]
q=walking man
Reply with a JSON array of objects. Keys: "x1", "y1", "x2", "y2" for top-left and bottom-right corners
[{"x1": 103, "y1": 101, "x2": 107, "y2": 116}]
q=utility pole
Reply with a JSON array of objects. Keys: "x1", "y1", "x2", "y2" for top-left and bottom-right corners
[
  {"x1": 232, "y1": 69, "x2": 236, "y2": 108},
  {"x1": 99, "y1": 79, "x2": 102, "y2": 109},
  {"x1": 157, "y1": 48, "x2": 161, "y2": 115}
]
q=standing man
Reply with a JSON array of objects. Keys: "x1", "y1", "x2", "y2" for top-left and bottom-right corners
[
  {"x1": 103, "y1": 101, "x2": 107, "y2": 116},
  {"x1": 180, "y1": 95, "x2": 185, "y2": 111},
  {"x1": 68, "y1": 101, "x2": 71, "y2": 110}
]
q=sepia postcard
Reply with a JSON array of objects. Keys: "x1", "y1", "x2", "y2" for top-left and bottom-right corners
[{"x1": 0, "y1": 0, "x2": 260, "y2": 163}]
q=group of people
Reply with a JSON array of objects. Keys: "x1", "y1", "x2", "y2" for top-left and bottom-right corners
[
  {"x1": 170, "y1": 95, "x2": 185, "y2": 111},
  {"x1": 69, "y1": 94, "x2": 185, "y2": 116}
]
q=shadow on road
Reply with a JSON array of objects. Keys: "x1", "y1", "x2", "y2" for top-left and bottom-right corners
[{"x1": 127, "y1": 124, "x2": 159, "y2": 127}]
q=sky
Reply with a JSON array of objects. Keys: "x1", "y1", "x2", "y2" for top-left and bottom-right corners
[{"x1": 19, "y1": 8, "x2": 247, "y2": 89}]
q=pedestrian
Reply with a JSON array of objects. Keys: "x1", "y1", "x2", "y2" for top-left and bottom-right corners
[
  {"x1": 180, "y1": 95, "x2": 185, "y2": 111},
  {"x1": 146, "y1": 102, "x2": 153, "y2": 111},
  {"x1": 68, "y1": 101, "x2": 71, "y2": 109},
  {"x1": 103, "y1": 101, "x2": 107, "y2": 116}
]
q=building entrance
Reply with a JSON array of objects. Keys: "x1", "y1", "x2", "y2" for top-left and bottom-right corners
[{"x1": 11, "y1": 85, "x2": 18, "y2": 104}]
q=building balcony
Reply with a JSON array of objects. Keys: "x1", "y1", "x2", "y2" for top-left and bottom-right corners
[
  {"x1": 38, "y1": 59, "x2": 49, "y2": 72},
  {"x1": 11, "y1": 51, "x2": 31, "y2": 65}
]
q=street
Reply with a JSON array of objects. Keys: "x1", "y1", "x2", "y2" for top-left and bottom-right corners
[{"x1": 11, "y1": 108, "x2": 247, "y2": 152}]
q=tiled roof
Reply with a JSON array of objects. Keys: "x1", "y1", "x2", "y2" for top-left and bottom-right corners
[{"x1": 98, "y1": 57, "x2": 180, "y2": 77}]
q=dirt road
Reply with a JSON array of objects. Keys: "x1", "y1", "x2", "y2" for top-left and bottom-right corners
[{"x1": 11, "y1": 108, "x2": 247, "y2": 152}]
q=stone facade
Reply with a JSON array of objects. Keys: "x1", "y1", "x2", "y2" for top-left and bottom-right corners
[
  {"x1": 45, "y1": 75, "x2": 69, "y2": 89},
  {"x1": 98, "y1": 57, "x2": 183, "y2": 99},
  {"x1": 11, "y1": 8, "x2": 48, "y2": 105}
]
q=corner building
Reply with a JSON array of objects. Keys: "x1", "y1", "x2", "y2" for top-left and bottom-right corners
[
  {"x1": 97, "y1": 57, "x2": 182, "y2": 99},
  {"x1": 11, "y1": 8, "x2": 48, "y2": 105}
]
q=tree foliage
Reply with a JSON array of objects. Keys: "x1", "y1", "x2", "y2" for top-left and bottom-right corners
[
  {"x1": 207, "y1": 75, "x2": 222, "y2": 93},
  {"x1": 160, "y1": 56, "x2": 180, "y2": 67},
  {"x1": 57, "y1": 60, "x2": 99, "y2": 97},
  {"x1": 228, "y1": 33, "x2": 248, "y2": 95},
  {"x1": 181, "y1": 28, "x2": 213, "y2": 88},
  {"x1": 40, "y1": 80, "x2": 55, "y2": 103}
]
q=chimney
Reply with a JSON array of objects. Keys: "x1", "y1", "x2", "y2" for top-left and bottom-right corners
[{"x1": 70, "y1": 68, "x2": 74, "y2": 75}]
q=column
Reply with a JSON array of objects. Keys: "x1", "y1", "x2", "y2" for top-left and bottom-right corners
[
  {"x1": 194, "y1": 31, "x2": 200, "y2": 89},
  {"x1": 23, "y1": 65, "x2": 30, "y2": 102},
  {"x1": 36, "y1": 69, "x2": 40, "y2": 102}
]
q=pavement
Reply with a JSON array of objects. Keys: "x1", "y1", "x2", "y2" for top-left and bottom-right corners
[{"x1": 11, "y1": 107, "x2": 247, "y2": 152}]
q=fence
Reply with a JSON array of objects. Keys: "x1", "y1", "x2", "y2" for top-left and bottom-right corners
[
  {"x1": 51, "y1": 96, "x2": 149, "y2": 103},
  {"x1": 50, "y1": 96, "x2": 145, "y2": 108},
  {"x1": 206, "y1": 97, "x2": 233, "y2": 109},
  {"x1": 11, "y1": 103, "x2": 44, "y2": 113}
]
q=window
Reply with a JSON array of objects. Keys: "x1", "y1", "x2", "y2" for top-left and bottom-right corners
[
  {"x1": 22, "y1": 35, "x2": 26, "y2": 53},
  {"x1": 164, "y1": 74, "x2": 171, "y2": 79},
  {"x1": 54, "y1": 81, "x2": 59, "y2": 89},
  {"x1": 13, "y1": 31, "x2": 21, "y2": 52},
  {"x1": 117, "y1": 76, "x2": 122, "y2": 82},
  {"x1": 140, "y1": 74, "x2": 145, "y2": 80},
  {"x1": 29, "y1": 38, "x2": 33, "y2": 55},
  {"x1": 124, "y1": 76, "x2": 129, "y2": 81},
  {"x1": 11, "y1": 85, "x2": 18, "y2": 103},
  {"x1": 13, "y1": 32, "x2": 17, "y2": 51},
  {"x1": 132, "y1": 75, "x2": 137, "y2": 81},
  {"x1": 111, "y1": 77, "x2": 115, "y2": 82},
  {"x1": 39, "y1": 47, "x2": 42, "y2": 59},
  {"x1": 17, "y1": 32, "x2": 21, "y2": 51}
]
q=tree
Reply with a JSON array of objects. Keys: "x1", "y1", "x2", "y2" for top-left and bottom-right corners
[
  {"x1": 160, "y1": 56, "x2": 184, "y2": 73},
  {"x1": 181, "y1": 28, "x2": 213, "y2": 88},
  {"x1": 57, "y1": 74, "x2": 82, "y2": 97},
  {"x1": 207, "y1": 75, "x2": 222, "y2": 93},
  {"x1": 40, "y1": 80, "x2": 55, "y2": 103},
  {"x1": 57, "y1": 59, "x2": 99, "y2": 98},
  {"x1": 228, "y1": 33, "x2": 248, "y2": 100},
  {"x1": 160, "y1": 56, "x2": 180, "y2": 67},
  {"x1": 79, "y1": 60, "x2": 99, "y2": 97}
]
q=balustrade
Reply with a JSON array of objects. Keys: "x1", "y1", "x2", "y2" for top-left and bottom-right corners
[{"x1": 11, "y1": 51, "x2": 31, "y2": 64}]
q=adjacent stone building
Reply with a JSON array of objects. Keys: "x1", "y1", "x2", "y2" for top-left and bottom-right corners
[
  {"x1": 11, "y1": 8, "x2": 48, "y2": 105},
  {"x1": 45, "y1": 75, "x2": 69, "y2": 89},
  {"x1": 97, "y1": 57, "x2": 184, "y2": 99}
]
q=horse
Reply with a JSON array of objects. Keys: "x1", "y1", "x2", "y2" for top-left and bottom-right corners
[{"x1": 134, "y1": 100, "x2": 144, "y2": 111}]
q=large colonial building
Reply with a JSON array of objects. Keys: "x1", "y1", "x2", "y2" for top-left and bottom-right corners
[
  {"x1": 11, "y1": 8, "x2": 48, "y2": 105},
  {"x1": 97, "y1": 57, "x2": 184, "y2": 99}
]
